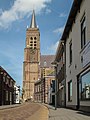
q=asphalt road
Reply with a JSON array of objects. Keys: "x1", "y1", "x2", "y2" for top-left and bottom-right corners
[{"x1": 0, "y1": 102, "x2": 48, "y2": 120}]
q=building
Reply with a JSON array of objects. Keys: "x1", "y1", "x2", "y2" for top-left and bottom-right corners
[
  {"x1": 54, "y1": 41, "x2": 66, "y2": 107},
  {"x1": 34, "y1": 55, "x2": 55, "y2": 103},
  {"x1": 40, "y1": 55, "x2": 55, "y2": 103},
  {"x1": 34, "y1": 79, "x2": 42, "y2": 102},
  {"x1": 0, "y1": 66, "x2": 15, "y2": 105},
  {"x1": 45, "y1": 71, "x2": 55, "y2": 105},
  {"x1": 60, "y1": 0, "x2": 90, "y2": 112},
  {"x1": 14, "y1": 84, "x2": 20, "y2": 104},
  {"x1": 23, "y1": 10, "x2": 40, "y2": 101}
]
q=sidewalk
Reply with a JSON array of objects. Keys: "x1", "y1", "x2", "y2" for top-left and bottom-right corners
[
  {"x1": 44, "y1": 104, "x2": 90, "y2": 120},
  {"x1": 0, "y1": 104, "x2": 22, "y2": 110}
]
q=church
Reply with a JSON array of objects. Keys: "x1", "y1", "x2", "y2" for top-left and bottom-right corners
[{"x1": 23, "y1": 10, "x2": 54, "y2": 101}]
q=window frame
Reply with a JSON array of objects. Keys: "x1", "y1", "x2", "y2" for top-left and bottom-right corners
[
  {"x1": 80, "y1": 70, "x2": 90, "y2": 101},
  {"x1": 68, "y1": 80, "x2": 72, "y2": 102},
  {"x1": 69, "y1": 41, "x2": 72, "y2": 65},
  {"x1": 81, "y1": 16, "x2": 86, "y2": 49}
]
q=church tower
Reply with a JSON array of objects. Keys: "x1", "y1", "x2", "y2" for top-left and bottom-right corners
[{"x1": 23, "y1": 10, "x2": 40, "y2": 101}]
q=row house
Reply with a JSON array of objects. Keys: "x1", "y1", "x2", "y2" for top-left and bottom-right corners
[
  {"x1": 40, "y1": 55, "x2": 55, "y2": 103},
  {"x1": 54, "y1": 41, "x2": 66, "y2": 107},
  {"x1": 34, "y1": 71, "x2": 55, "y2": 104},
  {"x1": 56, "y1": 0, "x2": 90, "y2": 112},
  {"x1": 34, "y1": 55, "x2": 55, "y2": 104},
  {"x1": 34, "y1": 79, "x2": 42, "y2": 102},
  {"x1": 45, "y1": 71, "x2": 55, "y2": 105},
  {"x1": 0, "y1": 66, "x2": 15, "y2": 105}
]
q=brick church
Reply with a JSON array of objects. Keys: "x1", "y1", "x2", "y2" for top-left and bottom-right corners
[{"x1": 23, "y1": 10, "x2": 54, "y2": 101}]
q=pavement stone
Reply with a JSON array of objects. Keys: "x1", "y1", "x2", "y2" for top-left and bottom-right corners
[{"x1": 48, "y1": 107, "x2": 90, "y2": 120}]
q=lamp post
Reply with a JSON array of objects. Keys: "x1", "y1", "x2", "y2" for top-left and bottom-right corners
[{"x1": 51, "y1": 61, "x2": 58, "y2": 110}]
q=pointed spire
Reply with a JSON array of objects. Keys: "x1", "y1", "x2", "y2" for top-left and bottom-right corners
[{"x1": 30, "y1": 10, "x2": 37, "y2": 28}]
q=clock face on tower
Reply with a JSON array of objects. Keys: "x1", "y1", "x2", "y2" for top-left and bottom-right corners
[
  {"x1": 30, "y1": 48, "x2": 36, "y2": 54},
  {"x1": 30, "y1": 48, "x2": 36, "y2": 62}
]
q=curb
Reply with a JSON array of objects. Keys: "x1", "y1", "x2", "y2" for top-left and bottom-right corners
[{"x1": 0, "y1": 104, "x2": 22, "y2": 110}]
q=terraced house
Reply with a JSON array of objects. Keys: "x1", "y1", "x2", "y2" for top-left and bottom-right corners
[
  {"x1": 60, "y1": 0, "x2": 90, "y2": 112},
  {"x1": 0, "y1": 66, "x2": 15, "y2": 105}
]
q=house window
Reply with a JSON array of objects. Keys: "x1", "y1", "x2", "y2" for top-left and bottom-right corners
[
  {"x1": 10, "y1": 92, "x2": 12, "y2": 101},
  {"x1": 81, "y1": 16, "x2": 86, "y2": 49},
  {"x1": 3, "y1": 76, "x2": 5, "y2": 82},
  {"x1": 6, "y1": 91, "x2": 8, "y2": 101},
  {"x1": 69, "y1": 41, "x2": 72, "y2": 65},
  {"x1": 80, "y1": 71, "x2": 90, "y2": 100},
  {"x1": 68, "y1": 80, "x2": 72, "y2": 101}
]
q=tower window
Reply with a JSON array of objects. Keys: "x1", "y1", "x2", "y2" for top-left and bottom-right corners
[
  {"x1": 34, "y1": 41, "x2": 36, "y2": 43},
  {"x1": 34, "y1": 44, "x2": 36, "y2": 46},
  {"x1": 30, "y1": 44, "x2": 33, "y2": 46},
  {"x1": 30, "y1": 41, "x2": 33, "y2": 43},
  {"x1": 34, "y1": 37, "x2": 37, "y2": 40},
  {"x1": 30, "y1": 37, "x2": 33, "y2": 40}
]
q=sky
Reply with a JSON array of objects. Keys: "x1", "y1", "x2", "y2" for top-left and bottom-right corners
[{"x1": 0, "y1": 0, "x2": 73, "y2": 88}]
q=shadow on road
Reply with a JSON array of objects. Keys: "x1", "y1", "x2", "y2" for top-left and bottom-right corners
[{"x1": 76, "y1": 111, "x2": 90, "y2": 117}]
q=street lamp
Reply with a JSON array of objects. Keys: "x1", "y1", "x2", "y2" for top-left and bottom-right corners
[{"x1": 51, "y1": 61, "x2": 58, "y2": 110}]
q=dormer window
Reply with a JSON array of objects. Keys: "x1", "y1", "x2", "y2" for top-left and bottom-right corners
[{"x1": 44, "y1": 60, "x2": 47, "y2": 67}]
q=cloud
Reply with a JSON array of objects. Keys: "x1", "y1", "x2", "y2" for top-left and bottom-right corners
[
  {"x1": 53, "y1": 26, "x2": 64, "y2": 34},
  {"x1": 45, "y1": 8, "x2": 51, "y2": 14},
  {"x1": 0, "y1": 0, "x2": 52, "y2": 29},
  {"x1": 59, "y1": 13, "x2": 67, "y2": 18}
]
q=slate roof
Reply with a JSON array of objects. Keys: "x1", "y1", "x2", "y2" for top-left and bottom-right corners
[
  {"x1": 30, "y1": 10, "x2": 37, "y2": 28},
  {"x1": 0, "y1": 66, "x2": 15, "y2": 82},
  {"x1": 40, "y1": 55, "x2": 55, "y2": 68}
]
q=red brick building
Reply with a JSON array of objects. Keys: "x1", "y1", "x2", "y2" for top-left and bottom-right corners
[{"x1": 0, "y1": 66, "x2": 15, "y2": 105}]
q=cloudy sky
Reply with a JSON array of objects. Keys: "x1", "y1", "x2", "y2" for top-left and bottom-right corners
[{"x1": 0, "y1": 0, "x2": 73, "y2": 87}]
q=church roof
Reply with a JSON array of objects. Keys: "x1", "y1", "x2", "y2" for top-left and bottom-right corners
[
  {"x1": 30, "y1": 10, "x2": 37, "y2": 28},
  {"x1": 40, "y1": 55, "x2": 55, "y2": 68}
]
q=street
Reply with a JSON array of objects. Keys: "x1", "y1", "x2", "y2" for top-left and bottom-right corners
[{"x1": 0, "y1": 102, "x2": 48, "y2": 120}]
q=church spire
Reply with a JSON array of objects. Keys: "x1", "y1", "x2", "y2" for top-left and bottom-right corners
[{"x1": 30, "y1": 10, "x2": 37, "y2": 28}]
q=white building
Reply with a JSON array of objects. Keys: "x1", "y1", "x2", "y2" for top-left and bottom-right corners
[
  {"x1": 14, "y1": 85, "x2": 20, "y2": 104},
  {"x1": 61, "y1": 0, "x2": 90, "y2": 112}
]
